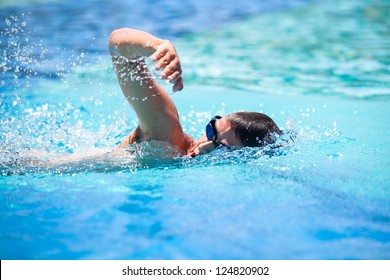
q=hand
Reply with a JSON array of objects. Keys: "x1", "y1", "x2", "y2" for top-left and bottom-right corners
[{"x1": 151, "y1": 40, "x2": 184, "y2": 92}]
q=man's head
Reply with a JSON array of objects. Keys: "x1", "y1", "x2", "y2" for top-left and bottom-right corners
[
  {"x1": 226, "y1": 112, "x2": 282, "y2": 147},
  {"x1": 187, "y1": 111, "x2": 282, "y2": 157}
]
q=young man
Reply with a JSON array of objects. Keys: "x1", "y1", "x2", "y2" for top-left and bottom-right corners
[{"x1": 109, "y1": 28, "x2": 281, "y2": 158}]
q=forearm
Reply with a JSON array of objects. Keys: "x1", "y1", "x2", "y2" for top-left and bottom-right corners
[{"x1": 109, "y1": 28, "x2": 164, "y2": 59}]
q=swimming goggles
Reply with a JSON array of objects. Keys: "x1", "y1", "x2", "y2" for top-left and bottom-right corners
[{"x1": 206, "y1": 115, "x2": 228, "y2": 148}]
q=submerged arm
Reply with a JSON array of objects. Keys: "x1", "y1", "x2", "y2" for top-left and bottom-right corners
[{"x1": 109, "y1": 28, "x2": 189, "y2": 150}]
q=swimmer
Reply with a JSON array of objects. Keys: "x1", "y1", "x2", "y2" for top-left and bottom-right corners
[{"x1": 109, "y1": 28, "x2": 282, "y2": 157}]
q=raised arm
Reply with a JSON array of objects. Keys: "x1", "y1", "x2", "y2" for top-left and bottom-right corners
[{"x1": 109, "y1": 28, "x2": 190, "y2": 151}]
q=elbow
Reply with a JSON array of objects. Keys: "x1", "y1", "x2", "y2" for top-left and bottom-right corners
[
  {"x1": 109, "y1": 28, "x2": 129, "y2": 43},
  {"x1": 108, "y1": 27, "x2": 134, "y2": 56},
  {"x1": 108, "y1": 28, "x2": 131, "y2": 56},
  {"x1": 108, "y1": 28, "x2": 154, "y2": 59}
]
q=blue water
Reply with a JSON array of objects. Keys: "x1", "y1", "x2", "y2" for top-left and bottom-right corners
[{"x1": 1, "y1": 0, "x2": 390, "y2": 259}]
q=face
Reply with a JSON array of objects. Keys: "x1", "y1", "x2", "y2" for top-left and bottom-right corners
[{"x1": 187, "y1": 116, "x2": 242, "y2": 157}]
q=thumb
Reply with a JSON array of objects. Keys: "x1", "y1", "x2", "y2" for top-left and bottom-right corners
[{"x1": 173, "y1": 77, "x2": 184, "y2": 92}]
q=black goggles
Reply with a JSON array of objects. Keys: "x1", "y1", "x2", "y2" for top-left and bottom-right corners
[{"x1": 205, "y1": 115, "x2": 228, "y2": 148}]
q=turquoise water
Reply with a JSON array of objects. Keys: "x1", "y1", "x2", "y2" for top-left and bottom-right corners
[{"x1": 1, "y1": 0, "x2": 390, "y2": 259}]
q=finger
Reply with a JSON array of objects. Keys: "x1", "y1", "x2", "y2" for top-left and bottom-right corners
[
  {"x1": 167, "y1": 70, "x2": 181, "y2": 83},
  {"x1": 155, "y1": 52, "x2": 175, "y2": 71},
  {"x1": 173, "y1": 77, "x2": 184, "y2": 92},
  {"x1": 151, "y1": 47, "x2": 167, "y2": 62},
  {"x1": 161, "y1": 58, "x2": 181, "y2": 78},
  {"x1": 160, "y1": 65, "x2": 177, "y2": 79}
]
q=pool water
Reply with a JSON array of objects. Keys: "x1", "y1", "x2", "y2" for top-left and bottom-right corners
[{"x1": 1, "y1": 0, "x2": 390, "y2": 259}]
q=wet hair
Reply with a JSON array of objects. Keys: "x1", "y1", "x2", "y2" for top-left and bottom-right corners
[{"x1": 226, "y1": 112, "x2": 282, "y2": 147}]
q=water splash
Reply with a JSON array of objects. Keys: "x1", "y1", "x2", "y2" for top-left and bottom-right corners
[
  {"x1": 0, "y1": 13, "x2": 48, "y2": 90},
  {"x1": 0, "y1": 14, "x2": 126, "y2": 162}
]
